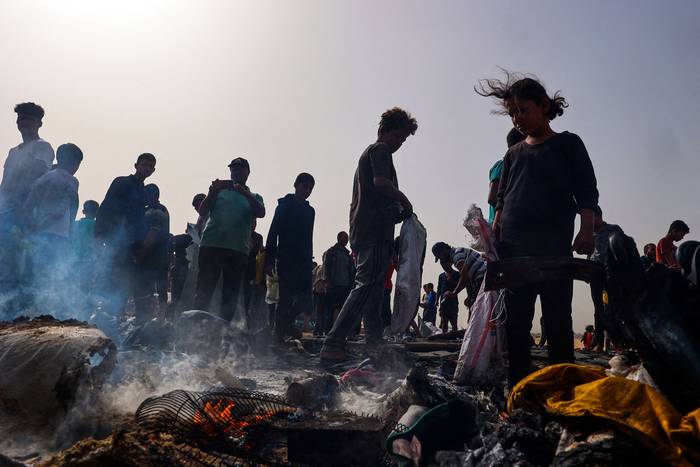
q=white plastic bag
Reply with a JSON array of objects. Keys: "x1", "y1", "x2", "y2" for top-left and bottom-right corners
[
  {"x1": 453, "y1": 281, "x2": 504, "y2": 384},
  {"x1": 391, "y1": 214, "x2": 427, "y2": 334},
  {"x1": 463, "y1": 204, "x2": 497, "y2": 260}
]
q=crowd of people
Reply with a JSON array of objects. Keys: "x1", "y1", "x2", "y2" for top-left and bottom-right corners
[{"x1": 0, "y1": 70, "x2": 693, "y2": 388}]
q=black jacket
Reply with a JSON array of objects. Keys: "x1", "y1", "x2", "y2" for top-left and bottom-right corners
[
  {"x1": 322, "y1": 243, "x2": 355, "y2": 288},
  {"x1": 265, "y1": 194, "x2": 315, "y2": 290}
]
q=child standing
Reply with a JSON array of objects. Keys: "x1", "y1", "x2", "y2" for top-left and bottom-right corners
[
  {"x1": 581, "y1": 325, "x2": 595, "y2": 351},
  {"x1": 477, "y1": 72, "x2": 599, "y2": 387}
]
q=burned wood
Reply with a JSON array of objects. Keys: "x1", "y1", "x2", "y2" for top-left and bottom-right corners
[
  {"x1": 427, "y1": 329, "x2": 466, "y2": 341},
  {"x1": 401, "y1": 341, "x2": 462, "y2": 352},
  {"x1": 274, "y1": 412, "x2": 386, "y2": 467},
  {"x1": 484, "y1": 257, "x2": 604, "y2": 291}
]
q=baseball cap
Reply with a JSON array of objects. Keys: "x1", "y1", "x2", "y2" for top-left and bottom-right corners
[
  {"x1": 228, "y1": 157, "x2": 250, "y2": 170},
  {"x1": 432, "y1": 242, "x2": 450, "y2": 262}
]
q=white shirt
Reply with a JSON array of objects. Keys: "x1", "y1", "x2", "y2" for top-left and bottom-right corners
[
  {"x1": 0, "y1": 138, "x2": 55, "y2": 212},
  {"x1": 25, "y1": 168, "x2": 79, "y2": 238}
]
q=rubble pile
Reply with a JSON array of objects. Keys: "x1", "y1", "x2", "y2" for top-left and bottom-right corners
[{"x1": 1, "y1": 294, "x2": 699, "y2": 466}]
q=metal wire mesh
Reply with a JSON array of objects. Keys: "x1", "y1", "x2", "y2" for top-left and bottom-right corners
[{"x1": 136, "y1": 387, "x2": 297, "y2": 463}]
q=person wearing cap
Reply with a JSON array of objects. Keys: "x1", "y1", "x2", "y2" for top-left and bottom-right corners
[
  {"x1": 0, "y1": 102, "x2": 55, "y2": 305},
  {"x1": 264, "y1": 172, "x2": 315, "y2": 341},
  {"x1": 320, "y1": 107, "x2": 417, "y2": 362},
  {"x1": 432, "y1": 242, "x2": 486, "y2": 315},
  {"x1": 194, "y1": 157, "x2": 265, "y2": 321}
]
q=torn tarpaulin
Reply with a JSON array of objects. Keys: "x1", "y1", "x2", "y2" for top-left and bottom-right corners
[{"x1": 0, "y1": 316, "x2": 116, "y2": 427}]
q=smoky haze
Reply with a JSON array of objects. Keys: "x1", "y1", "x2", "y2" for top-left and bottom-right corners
[{"x1": 1, "y1": 0, "x2": 698, "y2": 331}]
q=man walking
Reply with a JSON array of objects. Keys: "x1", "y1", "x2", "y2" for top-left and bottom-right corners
[
  {"x1": 321, "y1": 107, "x2": 417, "y2": 361},
  {"x1": 195, "y1": 157, "x2": 265, "y2": 321}
]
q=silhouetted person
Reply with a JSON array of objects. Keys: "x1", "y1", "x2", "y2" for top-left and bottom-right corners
[
  {"x1": 142, "y1": 183, "x2": 170, "y2": 313},
  {"x1": 432, "y1": 242, "x2": 486, "y2": 319},
  {"x1": 588, "y1": 206, "x2": 623, "y2": 351},
  {"x1": 657, "y1": 220, "x2": 690, "y2": 269},
  {"x1": 418, "y1": 283, "x2": 437, "y2": 325},
  {"x1": 95, "y1": 153, "x2": 156, "y2": 338},
  {"x1": 640, "y1": 243, "x2": 656, "y2": 270},
  {"x1": 195, "y1": 157, "x2": 265, "y2": 321},
  {"x1": 321, "y1": 108, "x2": 417, "y2": 362},
  {"x1": 488, "y1": 128, "x2": 525, "y2": 224},
  {"x1": 23, "y1": 143, "x2": 83, "y2": 315},
  {"x1": 72, "y1": 199, "x2": 100, "y2": 314},
  {"x1": 265, "y1": 172, "x2": 315, "y2": 341},
  {"x1": 0, "y1": 102, "x2": 54, "y2": 309},
  {"x1": 437, "y1": 270, "x2": 459, "y2": 332},
  {"x1": 318, "y1": 231, "x2": 355, "y2": 335}
]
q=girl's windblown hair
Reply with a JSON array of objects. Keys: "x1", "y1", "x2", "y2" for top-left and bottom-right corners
[{"x1": 475, "y1": 69, "x2": 568, "y2": 121}]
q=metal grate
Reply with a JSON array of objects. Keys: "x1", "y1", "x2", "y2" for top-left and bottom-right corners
[{"x1": 136, "y1": 387, "x2": 297, "y2": 464}]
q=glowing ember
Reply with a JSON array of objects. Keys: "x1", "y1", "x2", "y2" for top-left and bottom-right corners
[{"x1": 192, "y1": 399, "x2": 284, "y2": 439}]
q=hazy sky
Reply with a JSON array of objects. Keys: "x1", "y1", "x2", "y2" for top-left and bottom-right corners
[{"x1": 2, "y1": 0, "x2": 698, "y2": 331}]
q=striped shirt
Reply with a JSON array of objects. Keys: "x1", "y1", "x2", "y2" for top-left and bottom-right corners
[{"x1": 450, "y1": 247, "x2": 486, "y2": 284}]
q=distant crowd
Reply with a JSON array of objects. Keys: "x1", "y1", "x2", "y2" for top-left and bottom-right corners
[{"x1": 0, "y1": 70, "x2": 693, "y2": 388}]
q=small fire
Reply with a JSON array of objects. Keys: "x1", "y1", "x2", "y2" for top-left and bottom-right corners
[{"x1": 192, "y1": 399, "x2": 282, "y2": 439}]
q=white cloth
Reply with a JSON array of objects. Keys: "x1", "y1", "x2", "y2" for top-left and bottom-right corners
[
  {"x1": 25, "y1": 168, "x2": 79, "y2": 238},
  {"x1": 0, "y1": 138, "x2": 55, "y2": 212},
  {"x1": 391, "y1": 214, "x2": 427, "y2": 334}
]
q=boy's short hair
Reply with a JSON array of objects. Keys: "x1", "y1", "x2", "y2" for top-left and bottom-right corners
[
  {"x1": 669, "y1": 220, "x2": 690, "y2": 233},
  {"x1": 83, "y1": 200, "x2": 99, "y2": 212},
  {"x1": 378, "y1": 107, "x2": 418, "y2": 136},
  {"x1": 136, "y1": 153, "x2": 156, "y2": 164},
  {"x1": 14, "y1": 102, "x2": 45, "y2": 120},
  {"x1": 56, "y1": 143, "x2": 83, "y2": 165},
  {"x1": 145, "y1": 183, "x2": 160, "y2": 199},
  {"x1": 506, "y1": 127, "x2": 525, "y2": 147},
  {"x1": 426, "y1": 283, "x2": 434, "y2": 289},
  {"x1": 337, "y1": 231, "x2": 348, "y2": 240},
  {"x1": 431, "y1": 242, "x2": 450, "y2": 263},
  {"x1": 192, "y1": 193, "x2": 206, "y2": 206},
  {"x1": 294, "y1": 172, "x2": 315, "y2": 187}
]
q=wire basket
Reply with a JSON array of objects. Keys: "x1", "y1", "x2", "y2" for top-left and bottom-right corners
[{"x1": 136, "y1": 387, "x2": 298, "y2": 464}]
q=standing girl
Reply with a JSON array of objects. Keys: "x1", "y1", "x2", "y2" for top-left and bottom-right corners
[{"x1": 476, "y1": 71, "x2": 599, "y2": 388}]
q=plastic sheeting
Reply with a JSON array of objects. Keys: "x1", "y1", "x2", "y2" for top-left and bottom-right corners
[
  {"x1": 508, "y1": 363, "x2": 700, "y2": 466},
  {"x1": 391, "y1": 215, "x2": 426, "y2": 334},
  {"x1": 452, "y1": 281, "x2": 504, "y2": 385},
  {"x1": 0, "y1": 317, "x2": 116, "y2": 426}
]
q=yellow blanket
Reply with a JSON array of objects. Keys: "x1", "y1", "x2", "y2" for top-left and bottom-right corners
[{"x1": 508, "y1": 364, "x2": 700, "y2": 466}]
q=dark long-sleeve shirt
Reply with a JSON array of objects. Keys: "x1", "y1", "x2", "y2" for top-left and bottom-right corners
[
  {"x1": 95, "y1": 174, "x2": 147, "y2": 249},
  {"x1": 437, "y1": 271, "x2": 459, "y2": 312},
  {"x1": 265, "y1": 194, "x2": 315, "y2": 291},
  {"x1": 496, "y1": 132, "x2": 598, "y2": 257},
  {"x1": 322, "y1": 243, "x2": 355, "y2": 288}
]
